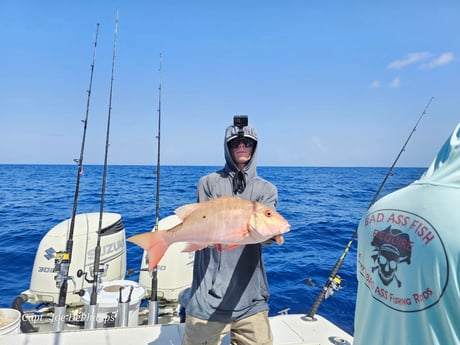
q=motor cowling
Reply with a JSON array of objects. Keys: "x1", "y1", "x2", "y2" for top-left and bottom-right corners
[
  {"x1": 24, "y1": 213, "x2": 126, "y2": 306},
  {"x1": 138, "y1": 215, "x2": 193, "y2": 302}
]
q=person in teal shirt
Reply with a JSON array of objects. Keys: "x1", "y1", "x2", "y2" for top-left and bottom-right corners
[{"x1": 354, "y1": 123, "x2": 460, "y2": 344}]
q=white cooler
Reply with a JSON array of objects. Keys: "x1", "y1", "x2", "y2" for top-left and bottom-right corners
[{"x1": 81, "y1": 280, "x2": 145, "y2": 327}]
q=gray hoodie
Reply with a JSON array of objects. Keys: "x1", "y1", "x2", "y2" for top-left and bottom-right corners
[{"x1": 183, "y1": 123, "x2": 278, "y2": 322}]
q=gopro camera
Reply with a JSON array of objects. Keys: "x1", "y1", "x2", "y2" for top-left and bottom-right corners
[
  {"x1": 233, "y1": 115, "x2": 248, "y2": 129},
  {"x1": 233, "y1": 115, "x2": 248, "y2": 138}
]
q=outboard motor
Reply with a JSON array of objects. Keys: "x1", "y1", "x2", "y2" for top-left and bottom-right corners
[
  {"x1": 138, "y1": 215, "x2": 194, "y2": 302},
  {"x1": 22, "y1": 212, "x2": 126, "y2": 306}
]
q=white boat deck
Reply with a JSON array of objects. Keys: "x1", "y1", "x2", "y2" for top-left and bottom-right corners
[{"x1": 2, "y1": 314, "x2": 353, "y2": 345}]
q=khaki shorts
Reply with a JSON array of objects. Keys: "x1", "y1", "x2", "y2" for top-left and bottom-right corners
[{"x1": 182, "y1": 310, "x2": 273, "y2": 345}]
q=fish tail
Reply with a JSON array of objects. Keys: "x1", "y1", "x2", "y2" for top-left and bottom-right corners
[{"x1": 127, "y1": 231, "x2": 169, "y2": 272}]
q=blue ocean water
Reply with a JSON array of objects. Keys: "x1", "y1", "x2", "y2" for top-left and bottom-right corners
[{"x1": 0, "y1": 164, "x2": 425, "y2": 335}]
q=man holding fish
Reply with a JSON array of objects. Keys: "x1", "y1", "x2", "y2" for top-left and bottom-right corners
[
  {"x1": 129, "y1": 116, "x2": 289, "y2": 344},
  {"x1": 183, "y1": 115, "x2": 288, "y2": 345}
]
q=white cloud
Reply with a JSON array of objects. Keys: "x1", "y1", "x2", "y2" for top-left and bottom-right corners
[
  {"x1": 421, "y1": 52, "x2": 454, "y2": 69},
  {"x1": 389, "y1": 77, "x2": 401, "y2": 88},
  {"x1": 369, "y1": 78, "x2": 400, "y2": 89},
  {"x1": 373, "y1": 51, "x2": 454, "y2": 89},
  {"x1": 369, "y1": 80, "x2": 381, "y2": 89},
  {"x1": 388, "y1": 52, "x2": 430, "y2": 69}
]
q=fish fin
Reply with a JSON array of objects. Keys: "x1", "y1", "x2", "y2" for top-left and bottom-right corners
[
  {"x1": 174, "y1": 202, "x2": 201, "y2": 221},
  {"x1": 182, "y1": 243, "x2": 241, "y2": 252},
  {"x1": 165, "y1": 223, "x2": 183, "y2": 233},
  {"x1": 182, "y1": 243, "x2": 207, "y2": 252},
  {"x1": 127, "y1": 232, "x2": 169, "y2": 272},
  {"x1": 274, "y1": 234, "x2": 284, "y2": 245},
  {"x1": 241, "y1": 226, "x2": 250, "y2": 238},
  {"x1": 217, "y1": 244, "x2": 241, "y2": 251}
]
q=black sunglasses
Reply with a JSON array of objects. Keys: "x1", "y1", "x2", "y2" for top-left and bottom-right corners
[{"x1": 228, "y1": 138, "x2": 256, "y2": 149}]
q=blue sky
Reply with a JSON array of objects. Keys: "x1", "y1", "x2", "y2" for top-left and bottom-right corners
[{"x1": 1, "y1": 1, "x2": 459, "y2": 167}]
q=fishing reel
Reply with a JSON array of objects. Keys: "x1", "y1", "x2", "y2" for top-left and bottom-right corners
[
  {"x1": 53, "y1": 251, "x2": 75, "y2": 289},
  {"x1": 306, "y1": 274, "x2": 343, "y2": 299},
  {"x1": 325, "y1": 275, "x2": 342, "y2": 299}
]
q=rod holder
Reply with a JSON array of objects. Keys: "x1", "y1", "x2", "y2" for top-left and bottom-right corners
[
  {"x1": 52, "y1": 305, "x2": 66, "y2": 332},
  {"x1": 148, "y1": 300, "x2": 159, "y2": 325},
  {"x1": 117, "y1": 302, "x2": 130, "y2": 327},
  {"x1": 85, "y1": 304, "x2": 98, "y2": 329}
]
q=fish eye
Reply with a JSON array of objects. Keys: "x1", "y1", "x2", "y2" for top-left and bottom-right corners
[{"x1": 264, "y1": 209, "x2": 272, "y2": 217}]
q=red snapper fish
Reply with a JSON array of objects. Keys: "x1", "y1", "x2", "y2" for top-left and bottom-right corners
[{"x1": 128, "y1": 196, "x2": 291, "y2": 271}]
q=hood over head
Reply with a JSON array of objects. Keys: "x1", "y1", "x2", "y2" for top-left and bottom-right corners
[
  {"x1": 224, "y1": 123, "x2": 258, "y2": 168},
  {"x1": 418, "y1": 122, "x2": 460, "y2": 186},
  {"x1": 223, "y1": 121, "x2": 259, "y2": 194}
]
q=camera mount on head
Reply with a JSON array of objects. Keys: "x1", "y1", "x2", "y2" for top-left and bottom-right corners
[{"x1": 233, "y1": 115, "x2": 248, "y2": 138}]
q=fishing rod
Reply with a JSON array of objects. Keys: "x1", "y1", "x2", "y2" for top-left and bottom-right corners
[
  {"x1": 85, "y1": 11, "x2": 119, "y2": 329},
  {"x1": 148, "y1": 53, "x2": 162, "y2": 326},
  {"x1": 52, "y1": 23, "x2": 100, "y2": 333},
  {"x1": 306, "y1": 96, "x2": 434, "y2": 319}
]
